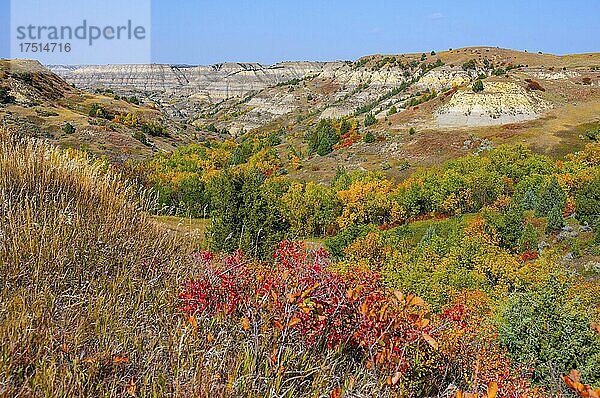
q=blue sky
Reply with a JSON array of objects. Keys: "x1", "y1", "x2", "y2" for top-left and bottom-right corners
[{"x1": 2, "y1": 0, "x2": 600, "y2": 65}]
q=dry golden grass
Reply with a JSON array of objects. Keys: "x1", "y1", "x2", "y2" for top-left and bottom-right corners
[
  {"x1": 0, "y1": 128, "x2": 387, "y2": 397},
  {"x1": 0, "y1": 127, "x2": 205, "y2": 397}
]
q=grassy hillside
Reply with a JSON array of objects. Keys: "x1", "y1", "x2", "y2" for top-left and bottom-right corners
[
  {"x1": 0, "y1": 128, "x2": 204, "y2": 396},
  {"x1": 0, "y1": 60, "x2": 200, "y2": 161}
]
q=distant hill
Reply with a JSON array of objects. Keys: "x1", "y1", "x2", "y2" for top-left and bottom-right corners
[{"x1": 3, "y1": 47, "x2": 600, "y2": 177}]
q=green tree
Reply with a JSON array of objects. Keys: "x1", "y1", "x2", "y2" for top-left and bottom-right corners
[
  {"x1": 521, "y1": 190, "x2": 538, "y2": 210},
  {"x1": 0, "y1": 87, "x2": 15, "y2": 104},
  {"x1": 207, "y1": 168, "x2": 290, "y2": 258},
  {"x1": 576, "y1": 176, "x2": 600, "y2": 226},
  {"x1": 364, "y1": 131, "x2": 375, "y2": 143},
  {"x1": 576, "y1": 176, "x2": 600, "y2": 241},
  {"x1": 536, "y1": 177, "x2": 566, "y2": 217},
  {"x1": 497, "y1": 277, "x2": 600, "y2": 388},
  {"x1": 546, "y1": 204, "x2": 564, "y2": 233},
  {"x1": 364, "y1": 112, "x2": 377, "y2": 127},
  {"x1": 472, "y1": 79, "x2": 484, "y2": 92},
  {"x1": 307, "y1": 119, "x2": 340, "y2": 156},
  {"x1": 519, "y1": 222, "x2": 538, "y2": 252},
  {"x1": 62, "y1": 122, "x2": 75, "y2": 134}
]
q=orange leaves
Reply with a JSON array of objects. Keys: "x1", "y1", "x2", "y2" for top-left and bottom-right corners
[
  {"x1": 126, "y1": 376, "x2": 137, "y2": 397},
  {"x1": 591, "y1": 322, "x2": 600, "y2": 335},
  {"x1": 421, "y1": 332, "x2": 438, "y2": 350},
  {"x1": 287, "y1": 317, "x2": 301, "y2": 328},
  {"x1": 455, "y1": 381, "x2": 498, "y2": 398},
  {"x1": 112, "y1": 355, "x2": 129, "y2": 364},
  {"x1": 272, "y1": 319, "x2": 284, "y2": 331},
  {"x1": 487, "y1": 381, "x2": 498, "y2": 398},
  {"x1": 186, "y1": 315, "x2": 198, "y2": 330},
  {"x1": 242, "y1": 317, "x2": 251, "y2": 331},
  {"x1": 329, "y1": 386, "x2": 342, "y2": 398},
  {"x1": 563, "y1": 370, "x2": 600, "y2": 398}
]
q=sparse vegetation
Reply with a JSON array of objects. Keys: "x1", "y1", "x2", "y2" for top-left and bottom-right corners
[
  {"x1": 0, "y1": 87, "x2": 15, "y2": 104},
  {"x1": 363, "y1": 112, "x2": 377, "y2": 127},
  {"x1": 473, "y1": 79, "x2": 484, "y2": 92},
  {"x1": 525, "y1": 78, "x2": 545, "y2": 91},
  {"x1": 62, "y1": 122, "x2": 75, "y2": 134}
]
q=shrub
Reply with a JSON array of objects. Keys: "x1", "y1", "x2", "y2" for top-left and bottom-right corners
[
  {"x1": 88, "y1": 103, "x2": 110, "y2": 119},
  {"x1": 409, "y1": 127, "x2": 416, "y2": 135},
  {"x1": 133, "y1": 130, "x2": 148, "y2": 145},
  {"x1": 307, "y1": 119, "x2": 340, "y2": 156},
  {"x1": 585, "y1": 128, "x2": 600, "y2": 142},
  {"x1": 140, "y1": 122, "x2": 169, "y2": 137},
  {"x1": 462, "y1": 59, "x2": 477, "y2": 70},
  {"x1": 472, "y1": 80, "x2": 484, "y2": 93},
  {"x1": 363, "y1": 112, "x2": 377, "y2": 127},
  {"x1": 576, "y1": 176, "x2": 600, "y2": 238},
  {"x1": 179, "y1": 241, "x2": 542, "y2": 396},
  {"x1": 497, "y1": 277, "x2": 600, "y2": 389},
  {"x1": 364, "y1": 131, "x2": 375, "y2": 143},
  {"x1": 525, "y1": 79, "x2": 545, "y2": 91},
  {"x1": 0, "y1": 87, "x2": 15, "y2": 104},
  {"x1": 387, "y1": 105, "x2": 397, "y2": 116},
  {"x1": 62, "y1": 122, "x2": 75, "y2": 134},
  {"x1": 546, "y1": 204, "x2": 565, "y2": 232}
]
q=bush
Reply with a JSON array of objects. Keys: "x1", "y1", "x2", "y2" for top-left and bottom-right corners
[
  {"x1": 363, "y1": 112, "x2": 377, "y2": 127},
  {"x1": 62, "y1": 122, "x2": 75, "y2": 134},
  {"x1": 585, "y1": 128, "x2": 600, "y2": 142},
  {"x1": 546, "y1": 204, "x2": 565, "y2": 232},
  {"x1": 525, "y1": 79, "x2": 545, "y2": 91},
  {"x1": 0, "y1": 87, "x2": 15, "y2": 104},
  {"x1": 387, "y1": 105, "x2": 397, "y2": 116},
  {"x1": 409, "y1": 127, "x2": 416, "y2": 135},
  {"x1": 88, "y1": 103, "x2": 110, "y2": 119},
  {"x1": 364, "y1": 131, "x2": 375, "y2": 143},
  {"x1": 576, "y1": 176, "x2": 600, "y2": 237},
  {"x1": 179, "y1": 241, "x2": 541, "y2": 396},
  {"x1": 497, "y1": 277, "x2": 600, "y2": 389},
  {"x1": 307, "y1": 119, "x2": 340, "y2": 156},
  {"x1": 140, "y1": 122, "x2": 169, "y2": 137},
  {"x1": 462, "y1": 59, "x2": 477, "y2": 70},
  {"x1": 133, "y1": 130, "x2": 148, "y2": 145},
  {"x1": 472, "y1": 80, "x2": 484, "y2": 93}
]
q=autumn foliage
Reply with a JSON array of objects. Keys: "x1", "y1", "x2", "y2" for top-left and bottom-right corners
[{"x1": 179, "y1": 241, "x2": 543, "y2": 396}]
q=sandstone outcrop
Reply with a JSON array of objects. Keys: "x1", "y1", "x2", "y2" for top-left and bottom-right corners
[{"x1": 435, "y1": 81, "x2": 552, "y2": 126}]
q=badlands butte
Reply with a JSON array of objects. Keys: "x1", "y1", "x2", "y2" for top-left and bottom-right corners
[{"x1": 2, "y1": 46, "x2": 600, "y2": 180}]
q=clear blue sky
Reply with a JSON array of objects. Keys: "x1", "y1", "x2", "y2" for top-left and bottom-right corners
[{"x1": 2, "y1": 0, "x2": 600, "y2": 65}]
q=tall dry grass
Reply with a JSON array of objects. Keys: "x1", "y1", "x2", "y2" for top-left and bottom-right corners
[{"x1": 0, "y1": 129, "x2": 386, "y2": 397}]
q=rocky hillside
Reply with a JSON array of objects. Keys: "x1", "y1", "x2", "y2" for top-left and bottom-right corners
[
  {"x1": 0, "y1": 60, "x2": 201, "y2": 161},
  {"x1": 5, "y1": 47, "x2": 600, "y2": 179}
]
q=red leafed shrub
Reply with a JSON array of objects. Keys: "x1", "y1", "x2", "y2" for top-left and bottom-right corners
[
  {"x1": 179, "y1": 241, "x2": 438, "y2": 379},
  {"x1": 520, "y1": 250, "x2": 539, "y2": 262},
  {"x1": 179, "y1": 244, "x2": 546, "y2": 396},
  {"x1": 525, "y1": 79, "x2": 545, "y2": 91}
]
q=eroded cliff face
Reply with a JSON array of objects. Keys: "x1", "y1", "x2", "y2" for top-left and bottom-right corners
[
  {"x1": 435, "y1": 81, "x2": 552, "y2": 127},
  {"x1": 51, "y1": 62, "x2": 334, "y2": 101}
]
